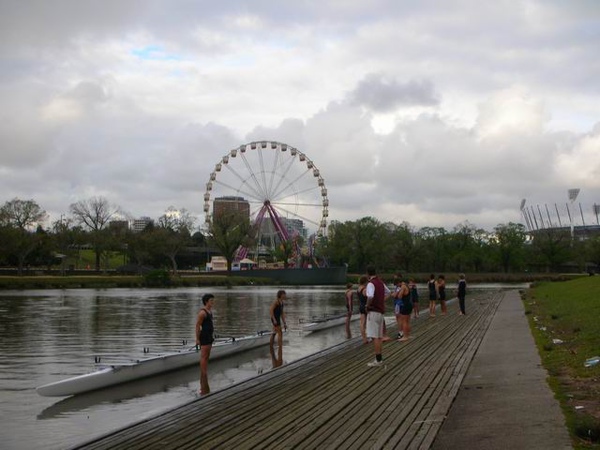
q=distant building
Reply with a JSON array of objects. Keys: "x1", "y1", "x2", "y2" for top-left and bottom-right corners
[
  {"x1": 109, "y1": 220, "x2": 129, "y2": 235},
  {"x1": 281, "y1": 217, "x2": 307, "y2": 240},
  {"x1": 521, "y1": 200, "x2": 600, "y2": 241},
  {"x1": 213, "y1": 196, "x2": 250, "y2": 219},
  {"x1": 132, "y1": 217, "x2": 153, "y2": 233}
]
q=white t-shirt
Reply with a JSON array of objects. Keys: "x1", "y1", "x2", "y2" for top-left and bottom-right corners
[{"x1": 366, "y1": 278, "x2": 391, "y2": 298}]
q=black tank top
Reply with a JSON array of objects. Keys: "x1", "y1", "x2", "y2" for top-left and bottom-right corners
[
  {"x1": 199, "y1": 308, "x2": 214, "y2": 344},
  {"x1": 428, "y1": 280, "x2": 436, "y2": 296},
  {"x1": 273, "y1": 301, "x2": 284, "y2": 326},
  {"x1": 357, "y1": 287, "x2": 368, "y2": 307}
]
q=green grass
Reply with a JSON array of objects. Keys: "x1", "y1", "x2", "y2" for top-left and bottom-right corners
[
  {"x1": 63, "y1": 249, "x2": 127, "y2": 270},
  {"x1": 523, "y1": 276, "x2": 600, "y2": 449}
]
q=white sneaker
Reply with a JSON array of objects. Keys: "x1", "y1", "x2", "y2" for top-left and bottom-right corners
[{"x1": 367, "y1": 359, "x2": 383, "y2": 367}]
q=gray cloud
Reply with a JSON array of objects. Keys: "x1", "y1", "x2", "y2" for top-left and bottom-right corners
[
  {"x1": 349, "y1": 74, "x2": 440, "y2": 111},
  {"x1": 0, "y1": 0, "x2": 598, "y2": 232}
]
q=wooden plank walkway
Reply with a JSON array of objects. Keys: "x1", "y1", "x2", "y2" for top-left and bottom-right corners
[{"x1": 73, "y1": 291, "x2": 503, "y2": 450}]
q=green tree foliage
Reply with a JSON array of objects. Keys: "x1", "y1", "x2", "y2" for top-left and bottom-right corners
[
  {"x1": 529, "y1": 228, "x2": 572, "y2": 272},
  {"x1": 416, "y1": 227, "x2": 450, "y2": 272},
  {"x1": 208, "y1": 210, "x2": 253, "y2": 273},
  {"x1": 0, "y1": 199, "x2": 47, "y2": 274},
  {"x1": 492, "y1": 222, "x2": 527, "y2": 272},
  {"x1": 271, "y1": 235, "x2": 304, "y2": 268},
  {"x1": 388, "y1": 222, "x2": 418, "y2": 272},
  {"x1": 2, "y1": 196, "x2": 599, "y2": 275},
  {"x1": 586, "y1": 236, "x2": 600, "y2": 272},
  {"x1": 328, "y1": 217, "x2": 390, "y2": 272}
]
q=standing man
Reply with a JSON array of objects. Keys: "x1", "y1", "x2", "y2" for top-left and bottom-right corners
[
  {"x1": 365, "y1": 266, "x2": 390, "y2": 367},
  {"x1": 269, "y1": 289, "x2": 287, "y2": 367},
  {"x1": 195, "y1": 293, "x2": 215, "y2": 396},
  {"x1": 438, "y1": 274, "x2": 447, "y2": 315},
  {"x1": 393, "y1": 274, "x2": 411, "y2": 340},
  {"x1": 457, "y1": 273, "x2": 467, "y2": 315}
]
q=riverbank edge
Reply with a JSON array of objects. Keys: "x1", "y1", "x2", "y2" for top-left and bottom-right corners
[
  {"x1": 0, "y1": 272, "x2": 588, "y2": 290},
  {"x1": 522, "y1": 276, "x2": 600, "y2": 449}
]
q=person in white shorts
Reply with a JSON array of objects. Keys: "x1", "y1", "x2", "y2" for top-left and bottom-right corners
[{"x1": 365, "y1": 266, "x2": 390, "y2": 367}]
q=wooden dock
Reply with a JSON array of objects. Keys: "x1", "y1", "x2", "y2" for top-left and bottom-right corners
[{"x1": 73, "y1": 292, "x2": 503, "y2": 449}]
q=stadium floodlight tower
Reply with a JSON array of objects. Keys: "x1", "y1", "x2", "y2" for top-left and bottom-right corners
[
  {"x1": 519, "y1": 198, "x2": 529, "y2": 231},
  {"x1": 568, "y1": 188, "x2": 580, "y2": 240}
]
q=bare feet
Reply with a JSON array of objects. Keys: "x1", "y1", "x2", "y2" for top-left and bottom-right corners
[
  {"x1": 382, "y1": 336, "x2": 392, "y2": 342},
  {"x1": 398, "y1": 337, "x2": 410, "y2": 342}
]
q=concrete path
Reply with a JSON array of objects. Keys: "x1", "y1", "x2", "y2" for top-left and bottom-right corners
[{"x1": 431, "y1": 290, "x2": 572, "y2": 449}]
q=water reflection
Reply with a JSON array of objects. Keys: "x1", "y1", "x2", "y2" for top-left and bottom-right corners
[{"x1": 0, "y1": 286, "x2": 354, "y2": 450}]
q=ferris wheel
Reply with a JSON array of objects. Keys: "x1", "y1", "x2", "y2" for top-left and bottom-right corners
[{"x1": 203, "y1": 141, "x2": 329, "y2": 260}]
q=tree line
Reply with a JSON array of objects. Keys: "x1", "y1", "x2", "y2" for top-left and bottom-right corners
[
  {"x1": 325, "y1": 217, "x2": 599, "y2": 274},
  {"x1": 1, "y1": 197, "x2": 599, "y2": 276},
  {"x1": 0, "y1": 197, "x2": 201, "y2": 275}
]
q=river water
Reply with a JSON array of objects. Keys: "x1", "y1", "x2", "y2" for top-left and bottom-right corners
[{"x1": 0, "y1": 284, "x2": 526, "y2": 450}]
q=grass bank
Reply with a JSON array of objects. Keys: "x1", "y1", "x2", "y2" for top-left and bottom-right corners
[{"x1": 523, "y1": 276, "x2": 600, "y2": 449}]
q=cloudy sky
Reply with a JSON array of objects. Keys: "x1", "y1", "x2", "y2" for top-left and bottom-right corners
[{"x1": 1, "y1": 0, "x2": 599, "y2": 234}]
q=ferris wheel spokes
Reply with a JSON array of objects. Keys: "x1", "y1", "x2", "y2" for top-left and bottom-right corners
[
  {"x1": 204, "y1": 141, "x2": 330, "y2": 257},
  {"x1": 267, "y1": 150, "x2": 296, "y2": 200},
  {"x1": 221, "y1": 161, "x2": 265, "y2": 201},
  {"x1": 268, "y1": 202, "x2": 322, "y2": 229}
]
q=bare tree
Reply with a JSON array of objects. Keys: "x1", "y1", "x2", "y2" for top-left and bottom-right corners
[
  {"x1": 69, "y1": 197, "x2": 120, "y2": 271},
  {"x1": 153, "y1": 207, "x2": 197, "y2": 274},
  {"x1": 157, "y1": 206, "x2": 196, "y2": 233},
  {"x1": 0, "y1": 198, "x2": 47, "y2": 229}
]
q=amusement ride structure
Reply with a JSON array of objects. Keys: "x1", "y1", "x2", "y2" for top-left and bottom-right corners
[{"x1": 203, "y1": 141, "x2": 329, "y2": 267}]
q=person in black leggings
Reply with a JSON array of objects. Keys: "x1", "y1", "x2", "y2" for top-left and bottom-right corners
[
  {"x1": 457, "y1": 274, "x2": 467, "y2": 315},
  {"x1": 195, "y1": 293, "x2": 215, "y2": 395}
]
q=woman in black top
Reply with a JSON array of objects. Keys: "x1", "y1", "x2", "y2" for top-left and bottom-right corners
[
  {"x1": 270, "y1": 290, "x2": 287, "y2": 367},
  {"x1": 438, "y1": 275, "x2": 447, "y2": 315},
  {"x1": 457, "y1": 274, "x2": 467, "y2": 315},
  {"x1": 195, "y1": 293, "x2": 215, "y2": 395},
  {"x1": 427, "y1": 274, "x2": 437, "y2": 317}
]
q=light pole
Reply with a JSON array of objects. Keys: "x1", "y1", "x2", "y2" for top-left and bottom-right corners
[
  {"x1": 519, "y1": 198, "x2": 530, "y2": 231},
  {"x1": 568, "y1": 188, "x2": 580, "y2": 241}
]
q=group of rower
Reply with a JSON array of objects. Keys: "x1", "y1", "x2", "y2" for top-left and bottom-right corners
[
  {"x1": 195, "y1": 289, "x2": 287, "y2": 396},
  {"x1": 195, "y1": 271, "x2": 467, "y2": 394},
  {"x1": 346, "y1": 267, "x2": 468, "y2": 367}
]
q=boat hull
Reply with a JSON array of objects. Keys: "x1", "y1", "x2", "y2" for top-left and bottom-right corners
[{"x1": 36, "y1": 331, "x2": 272, "y2": 397}]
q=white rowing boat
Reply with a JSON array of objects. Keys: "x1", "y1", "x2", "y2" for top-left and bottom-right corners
[
  {"x1": 300, "y1": 311, "x2": 360, "y2": 332},
  {"x1": 36, "y1": 330, "x2": 272, "y2": 397}
]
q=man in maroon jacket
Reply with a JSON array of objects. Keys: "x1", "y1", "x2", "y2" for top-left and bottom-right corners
[{"x1": 365, "y1": 266, "x2": 391, "y2": 367}]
